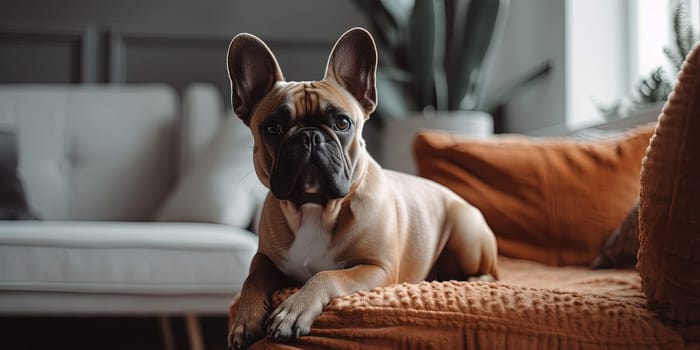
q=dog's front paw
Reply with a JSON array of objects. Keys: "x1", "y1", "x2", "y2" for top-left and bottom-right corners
[
  {"x1": 267, "y1": 292, "x2": 323, "y2": 342},
  {"x1": 468, "y1": 274, "x2": 496, "y2": 282},
  {"x1": 228, "y1": 306, "x2": 267, "y2": 350}
]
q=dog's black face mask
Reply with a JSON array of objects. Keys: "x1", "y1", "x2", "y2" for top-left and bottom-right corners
[{"x1": 266, "y1": 109, "x2": 353, "y2": 206}]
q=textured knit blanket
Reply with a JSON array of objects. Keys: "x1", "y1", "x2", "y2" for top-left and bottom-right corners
[{"x1": 230, "y1": 257, "x2": 687, "y2": 349}]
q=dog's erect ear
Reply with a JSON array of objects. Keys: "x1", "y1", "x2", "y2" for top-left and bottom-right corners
[
  {"x1": 324, "y1": 28, "x2": 378, "y2": 115},
  {"x1": 227, "y1": 33, "x2": 284, "y2": 124}
]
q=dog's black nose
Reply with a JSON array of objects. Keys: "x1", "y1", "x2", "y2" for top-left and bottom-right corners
[{"x1": 295, "y1": 128, "x2": 326, "y2": 147}]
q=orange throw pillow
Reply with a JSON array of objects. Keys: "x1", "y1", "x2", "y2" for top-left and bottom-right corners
[
  {"x1": 414, "y1": 126, "x2": 655, "y2": 266},
  {"x1": 638, "y1": 43, "x2": 700, "y2": 331}
]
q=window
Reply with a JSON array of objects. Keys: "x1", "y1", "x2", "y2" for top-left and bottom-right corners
[{"x1": 566, "y1": 0, "x2": 699, "y2": 129}]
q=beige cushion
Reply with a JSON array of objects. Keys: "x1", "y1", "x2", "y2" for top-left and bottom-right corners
[{"x1": 156, "y1": 116, "x2": 262, "y2": 227}]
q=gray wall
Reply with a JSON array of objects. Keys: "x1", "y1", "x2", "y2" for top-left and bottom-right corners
[
  {"x1": 482, "y1": 0, "x2": 566, "y2": 133},
  {"x1": 0, "y1": 0, "x2": 368, "y2": 95},
  {"x1": 1, "y1": 0, "x2": 567, "y2": 134}
]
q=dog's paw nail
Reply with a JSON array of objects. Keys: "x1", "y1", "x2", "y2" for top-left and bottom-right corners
[{"x1": 294, "y1": 327, "x2": 301, "y2": 338}]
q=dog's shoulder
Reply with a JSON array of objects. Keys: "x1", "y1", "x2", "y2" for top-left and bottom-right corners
[{"x1": 382, "y1": 169, "x2": 456, "y2": 196}]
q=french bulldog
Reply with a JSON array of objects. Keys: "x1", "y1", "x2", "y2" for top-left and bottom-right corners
[{"x1": 226, "y1": 27, "x2": 498, "y2": 349}]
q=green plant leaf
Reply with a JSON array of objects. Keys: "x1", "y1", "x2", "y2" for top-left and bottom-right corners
[
  {"x1": 351, "y1": 0, "x2": 401, "y2": 50},
  {"x1": 432, "y1": 0, "x2": 448, "y2": 111},
  {"x1": 379, "y1": 0, "x2": 413, "y2": 29},
  {"x1": 408, "y1": 0, "x2": 438, "y2": 110},
  {"x1": 405, "y1": 0, "x2": 448, "y2": 111},
  {"x1": 663, "y1": 46, "x2": 684, "y2": 72},
  {"x1": 636, "y1": 67, "x2": 671, "y2": 104},
  {"x1": 447, "y1": 0, "x2": 508, "y2": 110},
  {"x1": 353, "y1": 0, "x2": 509, "y2": 115}
]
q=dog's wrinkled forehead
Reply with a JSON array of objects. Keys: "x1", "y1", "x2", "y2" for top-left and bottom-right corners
[{"x1": 253, "y1": 80, "x2": 364, "y2": 124}]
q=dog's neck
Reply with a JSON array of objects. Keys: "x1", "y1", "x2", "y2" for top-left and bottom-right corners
[{"x1": 278, "y1": 148, "x2": 376, "y2": 234}]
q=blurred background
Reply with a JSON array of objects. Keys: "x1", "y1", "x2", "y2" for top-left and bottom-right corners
[
  {"x1": 1, "y1": 0, "x2": 698, "y2": 349},
  {"x1": 2, "y1": 0, "x2": 698, "y2": 133}
]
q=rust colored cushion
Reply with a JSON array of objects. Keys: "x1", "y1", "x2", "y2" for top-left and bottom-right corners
[
  {"x1": 230, "y1": 258, "x2": 686, "y2": 349},
  {"x1": 637, "y1": 43, "x2": 700, "y2": 331},
  {"x1": 413, "y1": 125, "x2": 655, "y2": 266}
]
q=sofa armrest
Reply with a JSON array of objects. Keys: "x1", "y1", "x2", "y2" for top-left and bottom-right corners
[{"x1": 637, "y1": 43, "x2": 700, "y2": 331}]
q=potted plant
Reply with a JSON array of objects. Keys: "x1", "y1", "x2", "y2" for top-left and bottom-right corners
[{"x1": 352, "y1": 0, "x2": 510, "y2": 173}]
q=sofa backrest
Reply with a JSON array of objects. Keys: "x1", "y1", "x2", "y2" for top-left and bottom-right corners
[{"x1": 0, "y1": 85, "x2": 179, "y2": 221}]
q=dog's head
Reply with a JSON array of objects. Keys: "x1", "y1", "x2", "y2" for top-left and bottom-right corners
[{"x1": 226, "y1": 28, "x2": 377, "y2": 207}]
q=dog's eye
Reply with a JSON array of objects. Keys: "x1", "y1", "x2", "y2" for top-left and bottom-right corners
[
  {"x1": 264, "y1": 123, "x2": 282, "y2": 135},
  {"x1": 333, "y1": 116, "x2": 352, "y2": 132}
]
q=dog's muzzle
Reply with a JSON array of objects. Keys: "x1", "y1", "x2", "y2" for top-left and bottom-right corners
[{"x1": 270, "y1": 127, "x2": 350, "y2": 206}]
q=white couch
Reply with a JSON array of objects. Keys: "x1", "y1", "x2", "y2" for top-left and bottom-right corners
[{"x1": 0, "y1": 83, "x2": 263, "y2": 349}]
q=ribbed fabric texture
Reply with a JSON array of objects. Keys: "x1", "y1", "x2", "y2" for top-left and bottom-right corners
[
  {"x1": 413, "y1": 125, "x2": 655, "y2": 266},
  {"x1": 638, "y1": 43, "x2": 700, "y2": 338},
  {"x1": 230, "y1": 257, "x2": 687, "y2": 349}
]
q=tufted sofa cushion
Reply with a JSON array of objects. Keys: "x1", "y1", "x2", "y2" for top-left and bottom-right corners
[{"x1": 0, "y1": 85, "x2": 178, "y2": 221}]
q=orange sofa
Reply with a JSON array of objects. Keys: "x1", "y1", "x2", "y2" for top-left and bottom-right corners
[{"x1": 229, "y1": 44, "x2": 700, "y2": 350}]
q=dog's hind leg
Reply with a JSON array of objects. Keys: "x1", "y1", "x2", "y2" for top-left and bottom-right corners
[{"x1": 443, "y1": 201, "x2": 499, "y2": 281}]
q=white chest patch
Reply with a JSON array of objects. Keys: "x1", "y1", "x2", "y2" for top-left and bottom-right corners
[{"x1": 281, "y1": 204, "x2": 342, "y2": 283}]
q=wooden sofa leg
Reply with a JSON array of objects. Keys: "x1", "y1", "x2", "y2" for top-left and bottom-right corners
[
  {"x1": 158, "y1": 316, "x2": 177, "y2": 350},
  {"x1": 185, "y1": 314, "x2": 205, "y2": 350}
]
